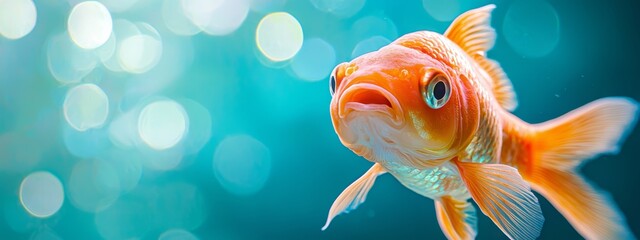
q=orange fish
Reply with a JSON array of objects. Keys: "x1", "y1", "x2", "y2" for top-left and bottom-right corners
[{"x1": 323, "y1": 4, "x2": 637, "y2": 240}]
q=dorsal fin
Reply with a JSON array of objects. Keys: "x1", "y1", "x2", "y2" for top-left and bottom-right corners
[
  {"x1": 445, "y1": 4, "x2": 518, "y2": 111},
  {"x1": 474, "y1": 54, "x2": 518, "y2": 111},
  {"x1": 444, "y1": 4, "x2": 496, "y2": 56}
]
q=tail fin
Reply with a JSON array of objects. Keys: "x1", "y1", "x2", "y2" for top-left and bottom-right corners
[{"x1": 522, "y1": 97, "x2": 638, "y2": 239}]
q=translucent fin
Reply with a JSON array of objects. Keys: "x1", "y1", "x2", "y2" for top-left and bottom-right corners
[
  {"x1": 520, "y1": 97, "x2": 639, "y2": 239},
  {"x1": 474, "y1": 55, "x2": 518, "y2": 111},
  {"x1": 444, "y1": 4, "x2": 518, "y2": 111},
  {"x1": 321, "y1": 163, "x2": 386, "y2": 230},
  {"x1": 527, "y1": 168, "x2": 634, "y2": 239},
  {"x1": 435, "y1": 196, "x2": 477, "y2": 240},
  {"x1": 533, "y1": 97, "x2": 639, "y2": 169},
  {"x1": 455, "y1": 161, "x2": 544, "y2": 240},
  {"x1": 444, "y1": 4, "x2": 496, "y2": 57}
]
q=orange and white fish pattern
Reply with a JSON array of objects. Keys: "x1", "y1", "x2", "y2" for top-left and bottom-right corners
[{"x1": 323, "y1": 4, "x2": 637, "y2": 240}]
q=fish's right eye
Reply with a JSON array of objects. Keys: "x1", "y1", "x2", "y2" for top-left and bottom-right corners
[
  {"x1": 329, "y1": 65, "x2": 340, "y2": 96},
  {"x1": 329, "y1": 72, "x2": 336, "y2": 96}
]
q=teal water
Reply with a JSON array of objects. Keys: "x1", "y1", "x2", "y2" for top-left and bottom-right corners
[{"x1": 0, "y1": 0, "x2": 639, "y2": 239}]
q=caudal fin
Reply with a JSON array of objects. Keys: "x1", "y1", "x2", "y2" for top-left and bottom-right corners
[{"x1": 522, "y1": 97, "x2": 638, "y2": 239}]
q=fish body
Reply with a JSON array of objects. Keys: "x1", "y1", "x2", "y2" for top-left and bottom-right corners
[{"x1": 323, "y1": 5, "x2": 638, "y2": 240}]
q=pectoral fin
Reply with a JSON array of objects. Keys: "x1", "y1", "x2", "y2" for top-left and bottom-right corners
[
  {"x1": 454, "y1": 161, "x2": 544, "y2": 240},
  {"x1": 435, "y1": 196, "x2": 478, "y2": 240},
  {"x1": 322, "y1": 163, "x2": 386, "y2": 230}
]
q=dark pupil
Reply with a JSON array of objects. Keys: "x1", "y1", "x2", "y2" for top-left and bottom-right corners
[
  {"x1": 433, "y1": 81, "x2": 446, "y2": 100},
  {"x1": 330, "y1": 76, "x2": 336, "y2": 93}
]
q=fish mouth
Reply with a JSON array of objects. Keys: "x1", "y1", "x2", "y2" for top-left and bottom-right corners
[{"x1": 339, "y1": 83, "x2": 403, "y2": 125}]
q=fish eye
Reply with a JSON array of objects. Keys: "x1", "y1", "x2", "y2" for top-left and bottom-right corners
[
  {"x1": 329, "y1": 65, "x2": 338, "y2": 96},
  {"x1": 330, "y1": 73, "x2": 336, "y2": 96},
  {"x1": 421, "y1": 73, "x2": 451, "y2": 109}
]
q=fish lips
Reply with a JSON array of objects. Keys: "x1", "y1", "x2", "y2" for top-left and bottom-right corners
[{"x1": 338, "y1": 83, "x2": 404, "y2": 126}]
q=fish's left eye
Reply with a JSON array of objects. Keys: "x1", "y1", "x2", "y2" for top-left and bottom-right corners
[{"x1": 421, "y1": 73, "x2": 451, "y2": 109}]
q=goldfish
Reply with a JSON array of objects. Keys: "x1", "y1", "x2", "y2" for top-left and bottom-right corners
[{"x1": 323, "y1": 4, "x2": 638, "y2": 240}]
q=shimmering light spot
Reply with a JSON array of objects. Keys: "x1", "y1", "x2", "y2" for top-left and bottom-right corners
[
  {"x1": 310, "y1": 0, "x2": 365, "y2": 18},
  {"x1": 0, "y1": 0, "x2": 37, "y2": 40},
  {"x1": 19, "y1": 172, "x2": 64, "y2": 218},
  {"x1": 63, "y1": 84, "x2": 109, "y2": 131},
  {"x1": 68, "y1": 1, "x2": 113, "y2": 49},
  {"x1": 352, "y1": 36, "x2": 390, "y2": 58},
  {"x1": 213, "y1": 134, "x2": 271, "y2": 195},
  {"x1": 162, "y1": 0, "x2": 201, "y2": 36},
  {"x1": 249, "y1": 0, "x2": 286, "y2": 13},
  {"x1": 118, "y1": 23, "x2": 163, "y2": 73},
  {"x1": 138, "y1": 100, "x2": 188, "y2": 150},
  {"x1": 159, "y1": 229, "x2": 199, "y2": 240},
  {"x1": 180, "y1": 99, "x2": 212, "y2": 155},
  {"x1": 182, "y1": 0, "x2": 249, "y2": 36},
  {"x1": 290, "y1": 38, "x2": 336, "y2": 82},
  {"x1": 103, "y1": 19, "x2": 140, "y2": 72},
  {"x1": 422, "y1": 0, "x2": 459, "y2": 22},
  {"x1": 68, "y1": 159, "x2": 120, "y2": 212},
  {"x1": 503, "y1": 0, "x2": 560, "y2": 58},
  {"x1": 47, "y1": 33, "x2": 97, "y2": 83},
  {"x1": 256, "y1": 12, "x2": 303, "y2": 62}
]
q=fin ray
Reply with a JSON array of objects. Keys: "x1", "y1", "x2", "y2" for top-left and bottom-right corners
[
  {"x1": 519, "y1": 97, "x2": 638, "y2": 239},
  {"x1": 322, "y1": 163, "x2": 386, "y2": 230},
  {"x1": 435, "y1": 196, "x2": 477, "y2": 240},
  {"x1": 455, "y1": 161, "x2": 544, "y2": 240},
  {"x1": 444, "y1": 4, "x2": 518, "y2": 111}
]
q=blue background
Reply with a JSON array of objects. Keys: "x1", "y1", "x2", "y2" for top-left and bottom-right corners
[{"x1": 0, "y1": 0, "x2": 639, "y2": 239}]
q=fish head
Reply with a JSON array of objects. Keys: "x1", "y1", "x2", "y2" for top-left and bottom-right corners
[{"x1": 329, "y1": 33, "x2": 480, "y2": 167}]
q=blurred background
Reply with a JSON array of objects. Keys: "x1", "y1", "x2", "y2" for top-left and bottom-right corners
[{"x1": 0, "y1": 0, "x2": 639, "y2": 239}]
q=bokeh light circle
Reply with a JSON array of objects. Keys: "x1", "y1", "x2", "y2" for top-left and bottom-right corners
[
  {"x1": 180, "y1": 99, "x2": 212, "y2": 155},
  {"x1": 19, "y1": 172, "x2": 64, "y2": 218},
  {"x1": 63, "y1": 84, "x2": 109, "y2": 131},
  {"x1": 0, "y1": 0, "x2": 37, "y2": 40},
  {"x1": 213, "y1": 134, "x2": 271, "y2": 195},
  {"x1": 422, "y1": 0, "x2": 459, "y2": 22},
  {"x1": 310, "y1": 0, "x2": 365, "y2": 18},
  {"x1": 47, "y1": 33, "x2": 98, "y2": 84},
  {"x1": 503, "y1": 0, "x2": 560, "y2": 58},
  {"x1": 67, "y1": 1, "x2": 113, "y2": 49},
  {"x1": 182, "y1": 0, "x2": 249, "y2": 36},
  {"x1": 118, "y1": 23, "x2": 163, "y2": 74},
  {"x1": 352, "y1": 35, "x2": 391, "y2": 58},
  {"x1": 290, "y1": 38, "x2": 336, "y2": 82},
  {"x1": 102, "y1": 19, "x2": 140, "y2": 72},
  {"x1": 256, "y1": 12, "x2": 303, "y2": 62},
  {"x1": 138, "y1": 100, "x2": 188, "y2": 150},
  {"x1": 159, "y1": 229, "x2": 199, "y2": 240},
  {"x1": 162, "y1": 0, "x2": 201, "y2": 36},
  {"x1": 68, "y1": 159, "x2": 120, "y2": 213}
]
